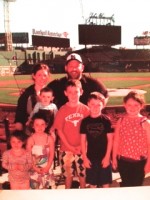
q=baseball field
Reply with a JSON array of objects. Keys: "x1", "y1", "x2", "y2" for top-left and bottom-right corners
[{"x1": 0, "y1": 72, "x2": 150, "y2": 106}]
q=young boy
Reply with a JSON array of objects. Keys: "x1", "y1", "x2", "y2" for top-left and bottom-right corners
[
  {"x1": 26, "y1": 87, "x2": 58, "y2": 137},
  {"x1": 80, "y1": 92, "x2": 113, "y2": 188},
  {"x1": 53, "y1": 80, "x2": 89, "y2": 189}
]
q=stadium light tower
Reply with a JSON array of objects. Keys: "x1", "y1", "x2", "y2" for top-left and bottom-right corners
[
  {"x1": 79, "y1": 0, "x2": 85, "y2": 23},
  {"x1": 3, "y1": 0, "x2": 16, "y2": 51}
]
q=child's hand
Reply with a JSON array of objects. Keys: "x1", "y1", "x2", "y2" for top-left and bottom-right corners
[
  {"x1": 74, "y1": 146, "x2": 81, "y2": 154},
  {"x1": 40, "y1": 166, "x2": 49, "y2": 174},
  {"x1": 50, "y1": 126, "x2": 55, "y2": 133},
  {"x1": 26, "y1": 119, "x2": 30, "y2": 126},
  {"x1": 144, "y1": 160, "x2": 150, "y2": 174},
  {"x1": 112, "y1": 158, "x2": 118, "y2": 171},
  {"x1": 34, "y1": 167, "x2": 43, "y2": 174},
  {"x1": 101, "y1": 157, "x2": 110, "y2": 168},
  {"x1": 26, "y1": 121, "x2": 29, "y2": 126},
  {"x1": 69, "y1": 146, "x2": 81, "y2": 154},
  {"x1": 83, "y1": 157, "x2": 91, "y2": 168}
]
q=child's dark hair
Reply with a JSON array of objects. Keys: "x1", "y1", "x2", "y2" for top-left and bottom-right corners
[
  {"x1": 32, "y1": 112, "x2": 48, "y2": 124},
  {"x1": 88, "y1": 91, "x2": 105, "y2": 105},
  {"x1": 9, "y1": 130, "x2": 26, "y2": 144},
  {"x1": 31, "y1": 112, "x2": 48, "y2": 133},
  {"x1": 123, "y1": 91, "x2": 145, "y2": 106},
  {"x1": 65, "y1": 79, "x2": 82, "y2": 90},
  {"x1": 40, "y1": 87, "x2": 53, "y2": 95}
]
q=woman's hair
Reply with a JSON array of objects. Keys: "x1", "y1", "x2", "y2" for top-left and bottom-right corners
[
  {"x1": 32, "y1": 63, "x2": 50, "y2": 75},
  {"x1": 123, "y1": 91, "x2": 145, "y2": 105}
]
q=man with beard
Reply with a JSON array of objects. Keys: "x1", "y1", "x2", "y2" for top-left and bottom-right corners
[{"x1": 47, "y1": 53, "x2": 108, "y2": 109}]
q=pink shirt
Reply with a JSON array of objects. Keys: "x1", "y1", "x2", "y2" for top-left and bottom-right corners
[{"x1": 118, "y1": 116, "x2": 148, "y2": 160}]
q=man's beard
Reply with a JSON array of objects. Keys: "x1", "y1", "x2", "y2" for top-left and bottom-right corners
[{"x1": 67, "y1": 72, "x2": 81, "y2": 80}]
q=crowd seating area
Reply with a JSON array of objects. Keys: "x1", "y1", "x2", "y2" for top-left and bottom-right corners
[
  {"x1": 1, "y1": 46, "x2": 150, "y2": 74},
  {"x1": 119, "y1": 49, "x2": 150, "y2": 61},
  {"x1": 74, "y1": 46, "x2": 150, "y2": 72}
]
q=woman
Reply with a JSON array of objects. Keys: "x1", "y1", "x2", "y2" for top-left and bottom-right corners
[{"x1": 15, "y1": 63, "x2": 50, "y2": 132}]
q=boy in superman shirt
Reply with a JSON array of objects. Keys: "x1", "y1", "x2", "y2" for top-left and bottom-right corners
[{"x1": 80, "y1": 92, "x2": 113, "y2": 188}]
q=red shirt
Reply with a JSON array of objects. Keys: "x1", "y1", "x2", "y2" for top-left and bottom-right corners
[{"x1": 54, "y1": 102, "x2": 89, "y2": 151}]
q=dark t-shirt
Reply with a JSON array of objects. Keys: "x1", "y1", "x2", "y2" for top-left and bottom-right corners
[
  {"x1": 47, "y1": 74, "x2": 108, "y2": 109},
  {"x1": 80, "y1": 114, "x2": 113, "y2": 161}
]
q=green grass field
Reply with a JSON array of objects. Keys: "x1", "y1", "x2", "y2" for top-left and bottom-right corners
[{"x1": 0, "y1": 72, "x2": 150, "y2": 106}]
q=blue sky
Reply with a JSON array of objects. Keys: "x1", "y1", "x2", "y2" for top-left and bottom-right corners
[{"x1": 0, "y1": 0, "x2": 150, "y2": 49}]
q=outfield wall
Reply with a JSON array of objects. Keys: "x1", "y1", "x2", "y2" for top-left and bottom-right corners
[{"x1": 0, "y1": 103, "x2": 150, "y2": 131}]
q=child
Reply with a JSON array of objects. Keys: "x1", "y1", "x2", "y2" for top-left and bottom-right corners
[
  {"x1": 53, "y1": 80, "x2": 89, "y2": 189},
  {"x1": 80, "y1": 92, "x2": 113, "y2": 188},
  {"x1": 26, "y1": 87, "x2": 58, "y2": 137},
  {"x1": 26, "y1": 112, "x2": 55, "y2": 189},
  {"x1": 112, "y1": 91, "x2": 150, "y2": 187},
  {"x1": 2, "y1": 130, "x2": 32, "y2": 190}
]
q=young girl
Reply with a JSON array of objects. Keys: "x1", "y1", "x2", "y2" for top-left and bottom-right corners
[
  {"x1": 26, "y1": 112, "x2": 55, "y2": 189},
  {"x1": 26, "y1": 87, "x2": 57, "y2": 137},
  {"x1": 112, "y1": 91, "x2": 150, "y2": 187},
  {"x1": 2, "y1": 130, "x2": 32, "y2": 189}
]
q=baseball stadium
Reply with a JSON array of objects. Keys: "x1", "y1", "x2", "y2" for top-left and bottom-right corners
[{"x1": 0, "y1": 3, "x2": 150, "y2": 198}]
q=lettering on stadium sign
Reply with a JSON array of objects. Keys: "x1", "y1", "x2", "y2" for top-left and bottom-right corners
[{"x1": 32, "y1": 29, "x2": 68, "y2": 38}]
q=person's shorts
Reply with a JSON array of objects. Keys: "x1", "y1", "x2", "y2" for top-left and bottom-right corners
[
  {"x1": 86, "y1": 160, "x2": 112, "y2": 186},
  {"x1": 60, "y1": 151, "x2": 85, "y2": 178}
]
